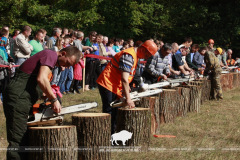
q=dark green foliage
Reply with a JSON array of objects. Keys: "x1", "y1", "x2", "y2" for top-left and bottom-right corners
[{"x1": 1, "y1": 0, "x2": 240, "y2": 56}]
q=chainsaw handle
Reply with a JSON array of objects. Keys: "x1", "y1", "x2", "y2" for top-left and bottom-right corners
[{"x1": 110, "y1": 98, "x2": 140, "y2": 108}]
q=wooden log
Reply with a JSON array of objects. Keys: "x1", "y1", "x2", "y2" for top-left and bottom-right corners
[
  {"x1": 220, "y1": 74, "x2": 230, "y2": 91},
  {"x1": 116, "y1": 108, "x2": 151, "y2": 151},
  {"x1": 72, "y1": 113, "x2": 111, "y2": 160},
  {"x1": 159, "y1": 89, "x2": 179, "y2": 124},
  {"x1": 238, "y1": 73, "x2": 240, "y2": 87},
  {"x1": 137, "y1": 96, "x2": 160, "y2": 135},
  {"x1": 28, "y1": 126, "x2": 77, "y2": 160},
  {"x1": 197, "y1": 79, "x2": 211, "y2": 102},
  {"x1": 174, "y1": 87, "x2": 190, "y2": 117},
  {"x1": 181, "y1": 85, "x2": 201, "y2": 113},
  {"x1": 228, "y1": 73, "x2": 233, "y2": 89},
  {"x1": 232, "y1": 73, "x2": 238, "y2": 88}
]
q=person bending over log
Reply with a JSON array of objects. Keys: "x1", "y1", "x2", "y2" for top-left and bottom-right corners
[
  {"x1": 172, "y1": 47, "x2": 194, "y2": 78},
  {"x1": 3, "y1": 46, "x2": 81, "y2": 160},
  {"x1": 96, "y1": 40, "x2": 158, "y2": 134},
  {"x1": 141, "y1": 43, "x2": 172, "y2": 84},
  {"x1": 199, "y1": 47, "x2": 223, "y2": 100}
]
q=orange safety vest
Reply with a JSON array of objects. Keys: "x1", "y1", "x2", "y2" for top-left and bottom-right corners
[{"x1": 97, "y1": 47, "x2": 138, "y2": 97}]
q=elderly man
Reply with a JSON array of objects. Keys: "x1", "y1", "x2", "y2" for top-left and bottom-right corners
[
  {"x1": 13, "y1": 26, "x2": 33, "y2": 65},
  {"x1": 73, "y1": 31, "x2": 92, "y2": 52},
  {"x1": 201, "y1": 47, "x2": 223, "y2": 100},
  {"x1": 46, "y1": 27, "x2": 61, "y2": 49},
  {"x1": 97, "y1": 40, "x2": 157, "y2": 134},
  {"x1": 3, "y1": 46, "x2": 81, "y2": 159},
  {"x1": 226, "y1": 49, "x2": 235, "y2": 66},
  {"x1": 142, "y1": 43, "x2": 172, "y2": 84}
]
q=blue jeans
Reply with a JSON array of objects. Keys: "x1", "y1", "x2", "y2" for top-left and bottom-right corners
[
  {"x1": 57, "y1": 67, "x2": 73, "y2": 93},
  {"x1": 98, "y1": 84, "x2": 117, "y2": 134},
  {"x1": 65, "y1": 66, "x2": 73, "y2": 92},
  {"x1": 51, "y1": 67, "x2": 62, "y2": 85},
  {"x1": 101, "y1": 64, "x2": 107, "y2": 71},
  {"x1": 16, "y1": 58, "x2": 27, "y2": 65}
]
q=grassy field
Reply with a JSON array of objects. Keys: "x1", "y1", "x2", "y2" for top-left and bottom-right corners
[{"x1": 1, "y1": 87, "x2": 240, "y2": 159}]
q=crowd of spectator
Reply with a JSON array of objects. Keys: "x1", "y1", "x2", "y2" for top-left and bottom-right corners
[{"x1": 0, "y1": 25, "x2": 239, "y2": 104}]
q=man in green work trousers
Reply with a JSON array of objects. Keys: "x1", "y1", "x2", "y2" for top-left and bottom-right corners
[{"x1": 3, "y1": 46, "x2": 81, "y2": 159}]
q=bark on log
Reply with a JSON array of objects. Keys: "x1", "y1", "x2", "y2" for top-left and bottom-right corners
[
  {"x1": 181, "y1": 85, "x2": 201, "y2": 113},
  {"x1": 159, "y1": 89, "x2": 179, "y2": 124},
  {"x1": 238, "y1": 73, "x2": 240, "y2": 87},
  {"x1": 174, "y1": 87, "x2": 190, "y2": 117},
  {"x1": 72, "y1": 113, "x2": 111, "y2": 160},
  {"x1": 197, "y1": 79, "x2": 211, "y2": 102},
  {"x1": 28, "y1": 126, "x2": 77, "y2": 160},
  {"x1": 137, "y1": 96, "x2": 160, "y2": 135},
  {"x1": 232, "y1": 73, "x2": 238, "y2": 88},
  {"x1": 116, "y1": 108, "x2": 151, "y2": 151},
  {"x1": 220, "y1": 73, "x2": 233, "y2": 91}
]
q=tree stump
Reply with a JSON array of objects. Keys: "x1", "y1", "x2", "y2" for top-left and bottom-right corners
[
  {"x1": 190, "y1": 81, "x2": 203, "y2": 104},
  {"x1": 136, "y1": 96, "x2": 160, "y2": 135},
  {"x1": 159, "y1": 89, "x2": 179, "y2": 124},
  {"x1": 220, "y1": 74, "x2": 230, "y2": 91},
  {"x1": 232, "y1": 73, "x2": 238, "y2": 88},
  {"x1": 72, "y1": 113, "x2": 111, "y2": 160},
  {"x1": 181, "y1": 85, "x2": 201, "y2": 113},
  {"x1": 238, "y1": 73, "x2": 240, "y2": 87},
  {"x1": 28, "y1": 126, "x2": 77, "y2": 160},
  {"x1": 116, "y1": 108, "x2": 151, "y2": 151},
  {"x1": 197, "y1": 79, "x2": 211, "y2": 102},
  {"x1": 174, "y1": 87, "x2": 190, "y2": 117}
]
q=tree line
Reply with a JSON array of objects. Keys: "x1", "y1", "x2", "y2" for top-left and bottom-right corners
[{"x1": 1, "y1": 0, "x2": 240, "y2": 56}]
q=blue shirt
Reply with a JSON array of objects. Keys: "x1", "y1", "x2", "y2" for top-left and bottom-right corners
[
  {"x1": 190, "y1": 53, "x2": 194, "y2": 62},
  {"x1": 93, "y1": 43, "x2": 99, "y2": 56},
  {"x1": 112, "y1": 45, "x2": 120, "y2": 53},
  {"x1": 0, "y1": 37, "x2": 8, "y2": 60}
]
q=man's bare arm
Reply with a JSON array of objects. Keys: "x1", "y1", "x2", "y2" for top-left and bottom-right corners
[
  {"x1": 121, "y1": 71, "x2": 135, "y2": 108},
  {"x1": 37, "y1": 66, "x2": 61, "y2": 113}
]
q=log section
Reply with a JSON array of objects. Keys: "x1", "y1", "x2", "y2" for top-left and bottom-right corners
[
  {"x1": 116, "y1": 108, "x2": 151, "y2": 151},
  {"x1": 72, "y1": 113, "x2": 111, "y2": 160},
  {"x1": 137, "y1": 96, "x2": 160, "y2": 135},
  {"x1": 28, "y1": 126, "x2": 77, "y2": 160}
]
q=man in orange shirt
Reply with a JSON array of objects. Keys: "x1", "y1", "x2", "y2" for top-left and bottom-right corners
[{"x1": 97, "y1": 40, "x2": 157, "y2": 134}]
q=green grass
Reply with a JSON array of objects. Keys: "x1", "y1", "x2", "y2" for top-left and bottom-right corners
[{"x1": 1, "y1": 88, "x2": 240, "y2": 159}]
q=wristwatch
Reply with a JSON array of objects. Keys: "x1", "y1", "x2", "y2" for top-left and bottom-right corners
[{"x1": 50, "y1": 98, "x2": 58, "y2": 104}]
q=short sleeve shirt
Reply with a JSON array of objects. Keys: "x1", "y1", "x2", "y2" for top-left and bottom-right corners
[
  {"x1": 119, "y1": 53, "x2": 134, "y2": 73},
  {"x1": 20, "y1": 50, "x2": 58, "y2": 75},
  {"x1": 172, "y1": 53, "x2": 184, "y2": 71}
]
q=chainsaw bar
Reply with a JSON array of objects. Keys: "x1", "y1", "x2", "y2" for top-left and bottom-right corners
[
  {"x1": 27, "y1": 102, "x2": 98, "y2": 126},
  {"x1": 110, "y1": 89, "x2": 162, "y2": 108}
]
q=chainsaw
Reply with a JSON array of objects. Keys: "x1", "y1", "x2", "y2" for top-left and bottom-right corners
[
  {"x1": 110, "y1": 89, "x2": 163, "y2": 108},
  {"x1": 110, "y1": 75, "x2": 197, "y2": 108},
  {"x1": 27, "y1": 100, "x2": 98, "y2": 126}
]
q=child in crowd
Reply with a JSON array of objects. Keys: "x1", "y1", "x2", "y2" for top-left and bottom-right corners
[
  {"x1": 63, "y1": 36, "x2": 71, "y2": 48},
  {"x1": 73, "y1": 53, "x2": 85, "y2": 94},
  {"x1": 0, "y1": 29, "x2": 9, "y2": 62}
]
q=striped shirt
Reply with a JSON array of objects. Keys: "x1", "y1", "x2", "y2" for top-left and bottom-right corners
[{"x1": 119, "y1": 53, "x2": 134, "y2": 73}]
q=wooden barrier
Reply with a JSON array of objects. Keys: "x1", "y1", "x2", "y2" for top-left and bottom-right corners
[{"x1": 28, "y1": 126, "x2": 77, "y2": 160}]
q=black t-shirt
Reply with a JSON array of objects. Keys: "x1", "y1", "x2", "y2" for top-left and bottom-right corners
[{"x1": 172, "y1": 53, "x2": 184, "y2": 71}]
